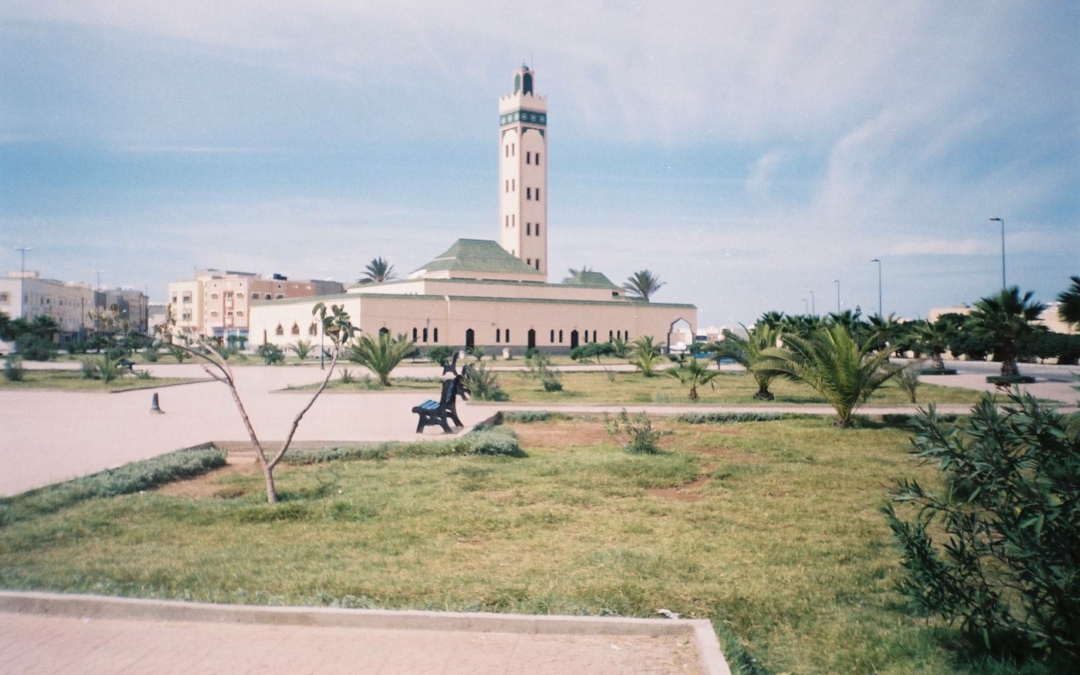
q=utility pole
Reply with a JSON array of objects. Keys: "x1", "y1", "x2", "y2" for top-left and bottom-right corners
[
  {"x1": 989, "y1": 217, "x2": 1006, "y2": 290},
  {"x1": 870, "y1": 259, "x2": 883, "y2": 318}
]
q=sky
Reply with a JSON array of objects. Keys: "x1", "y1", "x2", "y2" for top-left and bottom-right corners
[{"x1": 1, "y1": 1, "x2": 1077, "y2": 328}]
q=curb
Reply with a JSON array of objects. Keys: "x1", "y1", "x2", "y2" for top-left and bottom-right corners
[{"x1": 0, "y1": 590, "x2": 730, "y2": 675}]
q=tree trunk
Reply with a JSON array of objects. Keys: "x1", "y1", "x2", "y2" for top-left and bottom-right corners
[
  {"x1": 753, "y1": 384, "x2": 775, "y2": 401},
  {"x1": 688, "y1": 385, "x2": 698, "y2": 402},
  {"x1": 262, "y1": 462, "x2": 278, "y2": 503},
  {"x1": 931, "y1": 351, "x2": 945, "y2": 371}
]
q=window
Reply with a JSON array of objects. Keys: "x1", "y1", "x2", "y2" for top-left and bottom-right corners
[
  {"x1": 536, "y1": 188, "x2": 541, "y2": 200},
  {"x1": 291, "y1": 323, "x2": 300, "y2": 335},
  {"x1": 559, "y1": 330, "x2": 563, "y2": 343},
  {"x1": 505, "y1": 215, "x2": 509, "y2": 227},
  {"x1": 495, "y1": 329, "x2": 501, "y2": 343},
  {"x1": 505, "y1": 180, "x2": 509, "y2": 193},
  {"x1": 526, "y1": 187, "x2": 531, "y2": 200},
  {"x1": 536, "y1": 223, "x2": 540, "y2": 236},
  {"x1": 512, "y1": 143, "x2": 515, "y2": 156},
  {"x1": 0, "y1": 293, "x2": 8, "y2": 303},
  {"x1": 550, "y1": 329, "x2": 554, "y2": 342},
  {"x1": 593, "y1": 330, "x2": 598, "y2": 343},
  {"x1": 505, "y1": 329, "x2": 510, "y2": 342},
  {"x1": 276, "y1": 294, "x2": 284, "y2": 299},
  {"x1": 505, "y1": 145, "x2": 509, "y2": 158},
  {"x1": 512, "y1": 178, "x2": 515, "y2": 191},
  {"x1": 526, "y1": 151, "x2": 531, "y2": 164},
  {"x1": 526, "y1": 223, "x2": 531, "y2": 235},
  {"x1": 412, "y1": 327, "x2": 418, "y2": 341},
  {"x1": 211, "y1": 294, "x2": 219, "y2": 300},
  {"x1": 309, "y1": 324, "x2": 318, "y2": 336},
  {"x1": 526, "y1": 258, "x2": 531, "y2": 266},
  {"x1": 182, "y1": 312, "x2": 191, "y2": 321},
  {"x1": 433, "y1": 328, "x2": 439, "y2": 342},
  {"x1": 423, "y1": 327, "x2": 428, "y2": 342},
  {"x1": 182, "y1": 294, "x2": 192, "y2": 303},
  {"x1": 275, "y1": 324, "x2": 284, "y2": 336},
  {"x1": 536, "y1": 152, "x2": 541, "y2": 166},
  {"x1": 210, "y1": 311, "x2": 219, "y2": 317},
  {"x1": 171, "y1": 295, "x2": 177, "y2": 304},
  {"x1": 609, "y1": 330, "x2": 614, "y2": 341},
  {"x1": 512, "y1": 215, "x2": 515, "y2": 226},
  {"x1": 251, "y1": 293, "x2": 259, "y2": 300},
  {"x1": 237, "y1": 293, "x2": 244, "y2": 299}
]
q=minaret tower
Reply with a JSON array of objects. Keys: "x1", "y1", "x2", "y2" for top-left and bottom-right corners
[{"x1": 499, "y1": 64, "x2": 548, "y2": 278}]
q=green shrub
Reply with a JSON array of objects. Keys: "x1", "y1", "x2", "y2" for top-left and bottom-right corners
[
  {"x1": 884, "y1": 391, "x2": 1080, "y2": 666},
  {"x1": 524, "y1": 347, "x2": 540, "y2": 359},
  {"x1": 426, "y1": 345, "x2": 455, "y2": 365},
  {"x1": 541, "y1": 376, "x2": 563, "y2": 392},
  {"x1": 282, "y1": 427, "x2": 524, "y2": 464},
  {"x1": 466, "y1": 426, "x2": 524, "y2": 456},
  {"x1": 0, "y1": 446, "x2": 227, "y2": 526},
  {"x1": 3, "y1": 354, "x2": 24, "y2": 382},
  {"x1": 339, "y1": 368, "x2": 356, "y2": 384},
  {"x1": 605, "y1": 409, "x2": 662, "y2": 454},
  {"x1": 17, "y1": 336, "x2": 56, "y2": 361},
  {"x1": 80, "y1": 358, "x2": 98, "y2": 379},
  {"x1": 501, "y1": 410, "x2": 552, "y2": 423},
  {"x1": 142, "y1": 346, "x2": 159, "y2": 363},
  {"x1": 892, "y1": 360, "x2": 922, "y2": 403},
  {"x1": 256, "y1": 343, "x2": 285, "y2": 365},
  {"x1": 464, "y1": 362, "x2": 509, "y2": 401},
  {"x1": 675, "y1": 411, "x2": 785, "y2": 424}
]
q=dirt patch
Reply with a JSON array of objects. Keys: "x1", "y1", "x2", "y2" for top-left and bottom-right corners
[
  {"x1": 155, "y1": 454, "x2": 261, "y2": 500},
  {"x1": 649, "y1": 476, "x2": 710, "y2": 502},
  {"x1": 511, "y1": 421, "x2": 612, "y2": 449}
]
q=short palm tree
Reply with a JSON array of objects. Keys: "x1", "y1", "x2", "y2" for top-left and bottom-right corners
[
  {"x1": 358, "y1": 257, "x2": 396, "y2": 284},
  {"x1": 914, "y1": 319, "x2": 953, "y2": 371},
  {"x1": 758, "y1": 323, "x2": 897, "y2": 427},
  {"x1": 622, "y1": 270, "x2": 665, "y2": 302},
  {"x1": 289, "y1": 339, "x2": 313, "y2": 360},
  {"x1": 347, "y1": 331, "x2": 415, "y2": 385},
  {"x1": 667, "y1": 355, "x2": 718, "y2": 401},
  {"x1": 1058, "y1": 276, "x2": 1080, "y2": 328},
  {"x1": 630, "y1": 335, "x2": 662, "y2": 376},
  {"x1": 718, "y1": 323, "x2": 782, "y2": 400},
  {"x1": 967, "y1": 286, "x2": 1045, "y2": 377},
  {"x1": 867, "y1": 313, "x2": 903, "y2": 357}
]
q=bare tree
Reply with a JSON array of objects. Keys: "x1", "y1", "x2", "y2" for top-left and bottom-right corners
[{"x1": 159, "y1": 302, "x2": 355, "y2": 503}]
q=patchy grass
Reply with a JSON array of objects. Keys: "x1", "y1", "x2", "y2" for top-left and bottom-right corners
[
  {"x1": 495, "y1": 370, "x2": 985, "y2": 406},
  {"x1": 0, "y1": 369, "x2": 204, "y2": 392},
  {"x1": 0, "y1": 415, "x2": 1047, "y2": 674},
  {"x1": 285, "y1": 376, "x2": 443, "y2": 393}
]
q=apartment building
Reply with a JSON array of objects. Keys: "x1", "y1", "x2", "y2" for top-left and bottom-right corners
[{"x1": 0, "y1": 271, "x2": 95, "y2": 339}]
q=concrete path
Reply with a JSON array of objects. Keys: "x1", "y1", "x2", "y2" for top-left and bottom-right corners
[
  {"x1": 0, "y1": 364, "x2": 494, "y2": 496},
  {"x1": 0, "y1": 592, "x2": 725, "y2": 675}
]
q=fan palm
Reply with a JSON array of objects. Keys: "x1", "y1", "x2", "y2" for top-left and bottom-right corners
[
  {"x1": 622, "y1": 270, "x2": 665, "y2": 302},
  {"x1": 667, "y1": 355, "x2": 718, "y2": 401},
  {"x1": 914, "y1": 319, "x2": 953, "y2": 371},
  {"x1": 718, "y1": 323, "x2": 782, "y2": 400},
  {"x1": 1058, "y1": 276, "x2": 1080, "y2": 328},
  {"x1": 358, "y1": 257, "x2": 396, "y2": 284},
  {"x1": 758, "y1": 323, "x2": 897, "y2": 427},
  {"x1": 347, "y1": 331, "x2": 415, "y2": 385},
  {"x1": 867, "y1": 313, "x2": 903, "y2": 356},
  {"x1": 967, "y1": 286, "x2": 1045, "y2": 377}
]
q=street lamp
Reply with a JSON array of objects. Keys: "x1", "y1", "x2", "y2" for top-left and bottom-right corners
[
  {"x1": 989, "y1": 217, "x2": 1005, "y2": 290},
  {"x1": 833, "y1": 279, "x2": 841, "y2": 315},
  {"x1": 870, "y1": 259, "x2": 882, "y2": 318},
  {"x1": 809, "y1": 290, "x2": 815, "y2": 316},
  {"x1": 802, "y1": 297, "x2": 808, "y2": 315},
  {"x1": 15, "y1": 247, "x2": 32, "y2": 276}
]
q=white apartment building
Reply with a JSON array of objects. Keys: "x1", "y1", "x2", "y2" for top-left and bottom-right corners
[{"x1": 0, "y1": 271, "x2": 96, "y2": 339}]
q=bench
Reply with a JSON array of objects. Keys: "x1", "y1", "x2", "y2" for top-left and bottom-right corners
[
  {"x1": 117, "y1": 358, "x2": 136, "y2": 373},
  {"x1": 413, "y1": 375, "x2": 467, "y2": 434}
]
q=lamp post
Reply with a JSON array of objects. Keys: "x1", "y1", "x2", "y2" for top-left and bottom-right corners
[
  {"x1": 989, "y1": 217, "x2": 1005, "y2": 290},
  {"x1": 833, "y1": 279, "x2": 841, "y2": 315},
  {"x1": 802, "y1": 297, "x2": 808, "y2": 315},
  {"x1": 870, "y1": 258, "x2": 882, "y2": 318},
  {"x1": 15, "y1": 247, "x2": 32, "y2": 276},
  {"x1": 809, "y1": 290, "x2": 815, "y2": 316}
]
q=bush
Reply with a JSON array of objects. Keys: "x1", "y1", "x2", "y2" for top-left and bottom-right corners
[
  {"x1": 675, "y1": 411, "x2": 785, "y2": 424},
  {"x1": 142, "y1": 345, "x2": 160, "y2": 363},
  {"x1": 426, "y1": 345, "x2": 455, "y2": 365},
  {"x1": 541, "y1": 376, "x2": 563, "y2": 392},
  {"x1": 605, "y1": 409, "x2": 662, "y2": 454},
  {"x1": 570, "y1": 342, "x2": 614, "y2": 364},
  {"x1": 282, "y1": 427, "x2": 524, "y2": 464},
  {"x1": 3, "y1": 354, "x2": 24, "y2": 381},
  {"x1": 501, "y1": 410, "x2": 554, "y2": 423},
  {"x1": 0, "y1": 446, "x2": 227, "y2": 526},
  {"x1": 884, "y1": 391, "x2": 1080, "y2": 666},
  {"x1": 339, "y1": 368, "x2": 356, "y2": 384},
  {"x1": 464, "y1": 362, "x2": 509, "y2": 401},
  {"x1": 524, "y1": 347, "x2": 540, "y2": 359},
  {"x1": 892, "y1": 361, "x2": 922, "y2": 403},
  {"x1": 256, "y1": 343, "x2": 285, "y2": 365},
  {"x1": 17, "y1": 336, "x2": 56, "y2": 361}
]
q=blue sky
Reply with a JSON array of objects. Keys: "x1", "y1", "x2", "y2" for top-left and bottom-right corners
[{"x1": 1, "y1": 1, "x2": 1077, "y2": 327}]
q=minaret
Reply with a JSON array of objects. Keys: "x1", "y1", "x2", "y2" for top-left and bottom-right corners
[{"x1": 499, "y1": 65, "x2": 548, "y2": 278}]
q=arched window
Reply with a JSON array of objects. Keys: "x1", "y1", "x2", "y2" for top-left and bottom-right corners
[
  {"x1": 558, "y1": 330, "x2": 563, "y2": 343},
  {"x1": 422, "y1": 327, "x2": 428, "y2": 342},
  {"x1": 550, "y1": 329, "x2": 554, "y2": 342},
  {"x1": 251, "y1": 293, "x2": 260, "y2": 300},
  {"x1": 495, "y1": 329, "x2": 501, "y2": 343},
  {"x1": 291, "y1": 323, "x2": 300, "y2": 335},
  {"x1": 275, "y1": 324, "x2": 284, "y2": 336},
  {"x1": 412, "y1": 327, "x2": 418, "y2": 341},
  {"x1": 433, "y1": 328, "x2": 439, "y2": 342},
  {"x1": 379, "y1": 327, "x2": 389, "y2": 337},
  {"x1": 505, "y1": 329, "x2": 510, "y2": 342},
  {"x1": 593, "y1": 330, "x2": 598, "y2": 343},
  {"x1": 465, "y1": 328, "x2": 475, "y2": 349},
  {"x1": 609, "y1": 330, "x2": 614, "y2": 341}
]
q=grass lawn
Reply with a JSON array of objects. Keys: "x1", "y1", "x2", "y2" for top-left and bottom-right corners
[
  {"x1": 0, "y1": 416, "x2": 1045, "y2": 674},
  {"x1": 0, "y1": 369, "x2": 204, "y2": 392},
  {"x1": 493, "y1": 370, "x2": 984, "y2": 406}
]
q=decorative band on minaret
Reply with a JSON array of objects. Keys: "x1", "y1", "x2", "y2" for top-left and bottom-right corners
[{"x1": 498, "y1": 65, "x2": 548, "y2": 278}]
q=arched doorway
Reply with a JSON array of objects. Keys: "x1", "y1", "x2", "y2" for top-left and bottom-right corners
[
  {"x1": 570, "y1": 330, "x2": 579, "y2": 349},
  {"x1": 527, "y1": 329, "x2": 536, "y2": 349},
  {"x1": 379, "y1": 327, "x2": 389, "y2": 337},
  {"x1": 465, "y1": 328, "x2": 475, "y2": 349},
  {"x1": 667, "y1": 318, "x2": 693, "y2": 352}
]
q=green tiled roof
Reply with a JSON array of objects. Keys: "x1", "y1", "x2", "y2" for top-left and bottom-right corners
[
  {"x1": 414, "y1": 239, "x2": 543, "y2": 276},
  {"x1": 564, "y1": 270, "x2": 619, "y2": 289}
]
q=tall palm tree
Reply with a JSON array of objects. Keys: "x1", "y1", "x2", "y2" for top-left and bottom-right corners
[
  {"x1": 758, "y1": 323, "x2": 897, "y2": 427},
  {"x1": 1058, "y1": 276, "x2": 1080, "y2": 328},
  {"x1": 358, "y1": 257, "x2": 396, "y2": 284},
  {"x1": 967, "y1": 287, "x2": 1045, "y2": 377},
  {"x1": 622, "y1": 270, "x2": 665, "y2": 302},
  {"x1": 718, "y1": 323, "x2": 782, "y2": 400}
]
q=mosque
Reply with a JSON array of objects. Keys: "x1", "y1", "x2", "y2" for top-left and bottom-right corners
[{"x1": 248, "y1": 66, "x2": 696, "y2": 353}]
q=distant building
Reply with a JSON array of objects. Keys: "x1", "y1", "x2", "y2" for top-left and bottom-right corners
[
  {"x1": 0, "y1": 271, "x2": 95, "y2": 341},
  {"x1": 928, "y1": 303, "x2": 1076, "y2": 335},
  {"x1": 167, "y1": 269, "x2": 345, "y2": 338},
  {"x1": 95, "y1": 288, "x2": 150, "y2": 334},
  {"x1": 248, "y1": 66, "x2": 696, "y2": 353}
]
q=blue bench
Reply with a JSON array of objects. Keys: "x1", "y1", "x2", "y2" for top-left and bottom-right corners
[{"x1": 413, "y1": 375, "x2": 467, "y2": 433}]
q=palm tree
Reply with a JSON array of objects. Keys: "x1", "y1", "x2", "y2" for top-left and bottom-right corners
[
  {"x1": 630, "y1": 335, "x2": 662, "y2": 376},
  {"x1": 759, "y1": 311, "x2": 786, "y2": 329},
  {"x1": 622, "y1": 270, "x2": 665, "y2": 301},
  {"x1": 867, "y1": 313, "x2": 904, "y2": 357},
  {"x1": 1058, "y1": 276, "x2": 1080, "y2": 328},
  {"x1": 667, "y1": 355, "x2": 718, "y2": 401},
  {"x1": 914, "y1": 319, "x2": 953, "y2": 371},
  {"x1": 564, "y1": 266, "x2": 593, "y2": 283},
  {"x1": 717, "y1": 323, "x2": 782, "y2": 400},
  {"x1": 967, "y1": 287, "x2": 1045, "y2": 377},
  {"x1": 758, "y1": 323, "x2": 897, "y2": 427},
  {"x1": 347, "y1": 331, "x2": 415, "y2": 385},
  {"x1": 827, "y1": 307, "x2": 870, "y2": 346},
  {"x1": 358, "y1": 257, "x2": 396, "y2": 284}
]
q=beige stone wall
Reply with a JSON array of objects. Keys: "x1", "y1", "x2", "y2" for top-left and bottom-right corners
[{"x1": 250, "y1": 293, "x2": 696, "y2": 352}]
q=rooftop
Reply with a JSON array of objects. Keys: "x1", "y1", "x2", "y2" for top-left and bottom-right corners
[{"x1": 412, "y1": 239, "x2": 543, "y2": 279}]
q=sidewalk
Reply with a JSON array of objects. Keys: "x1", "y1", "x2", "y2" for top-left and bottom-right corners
[{"x1": 0, "y1": 591, "x2": 727, "y2": 675}]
